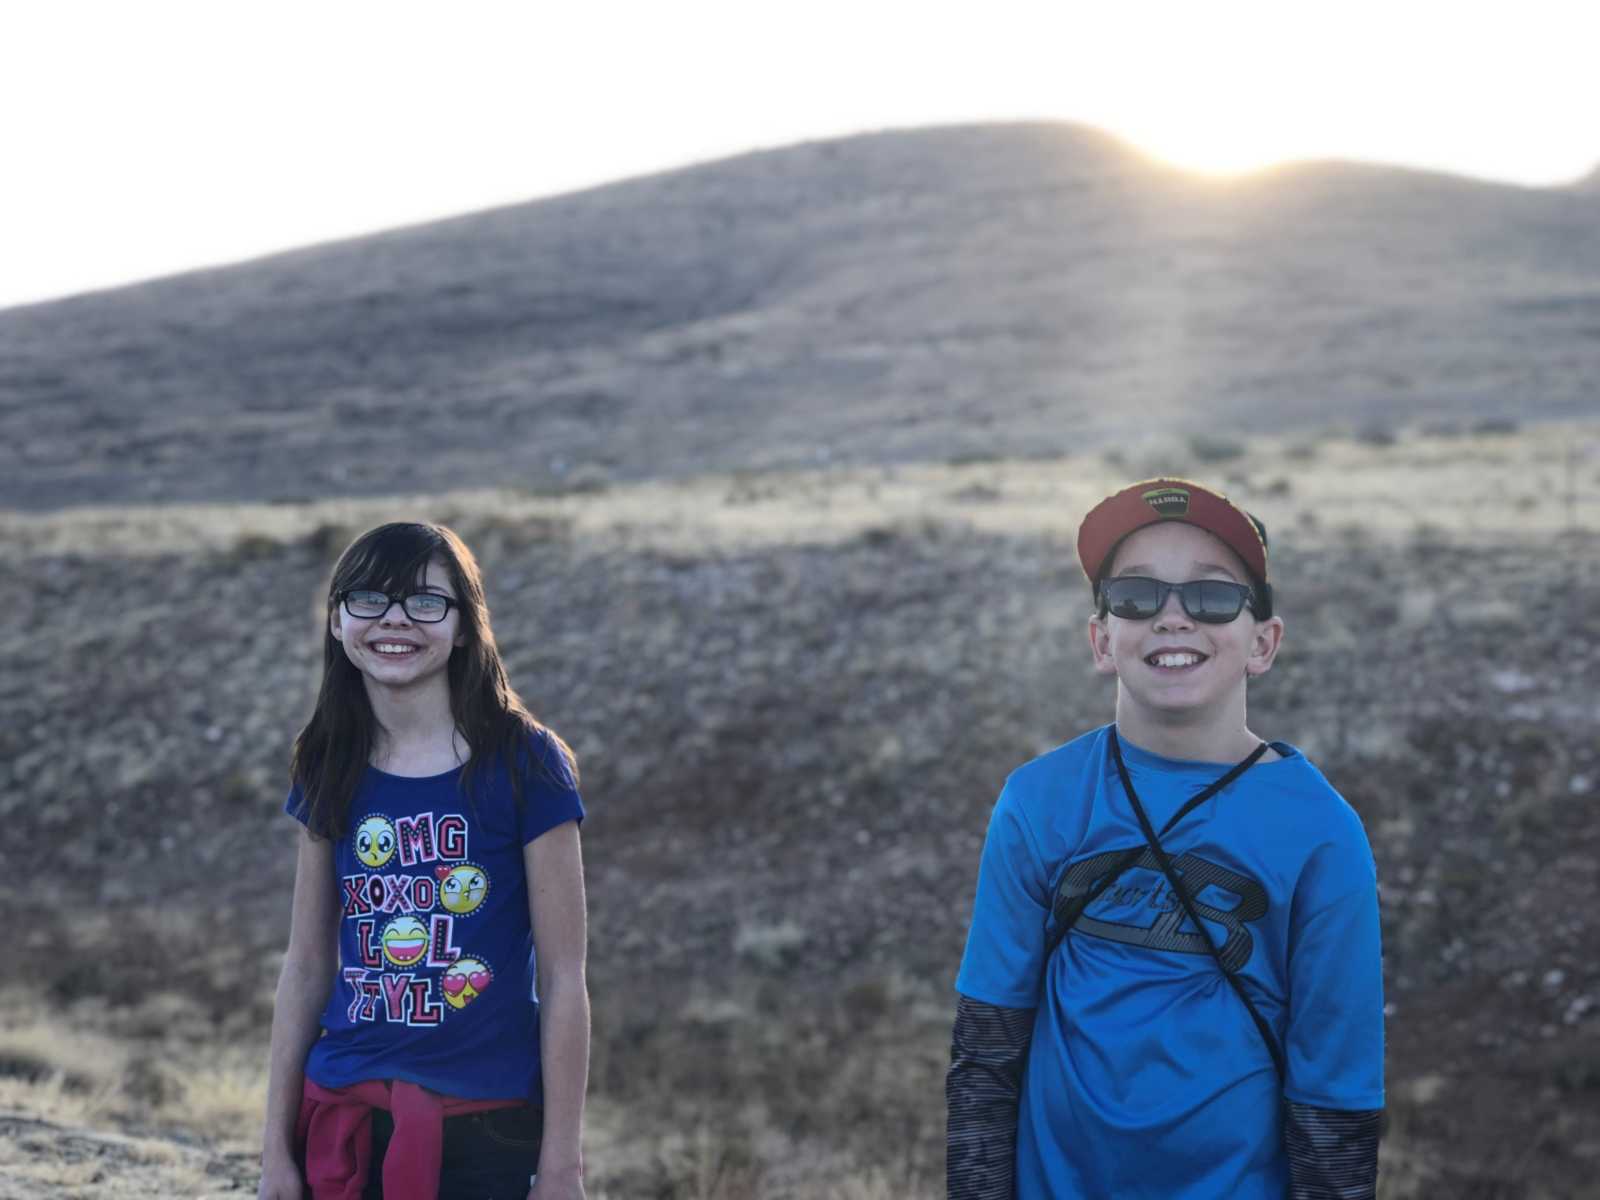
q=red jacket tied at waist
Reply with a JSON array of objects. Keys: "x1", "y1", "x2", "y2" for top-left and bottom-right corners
[{"x1": 296, "y1": 1077, "x2": 522, "y2": 1200}]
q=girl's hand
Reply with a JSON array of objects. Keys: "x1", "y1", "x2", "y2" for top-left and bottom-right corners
[
  {"x1": 257, "y1": 1154, "x2": 303, "y2": 1200},
  {"x1": 528, "y1": 1163, "x2": 585, "y2": 1200}
]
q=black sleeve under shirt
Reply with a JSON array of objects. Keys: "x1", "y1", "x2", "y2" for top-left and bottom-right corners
[
  {"x1": 1285, "y1": 1100, "x2": 1382, "y2": 1199},
  {"x1": 946, "y1": 994, "x2": 1033, "y2": 1200}
]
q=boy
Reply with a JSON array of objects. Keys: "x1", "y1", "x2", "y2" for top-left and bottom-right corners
[{"x1": 947, "y1": 479, "x2": 1383, "y2": 1199}]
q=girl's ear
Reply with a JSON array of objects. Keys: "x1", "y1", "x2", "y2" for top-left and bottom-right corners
[{"x1": 330, "y1": 606, "x2": 345, "y2": 642}]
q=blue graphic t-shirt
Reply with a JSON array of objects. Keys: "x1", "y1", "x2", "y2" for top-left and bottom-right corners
[
  {"x1": 286, "y1": 733, "x2": 584, "y2": 1103},
  {"x1": 956, "y1": 724, "x2": 1384, "y2": 1200}
]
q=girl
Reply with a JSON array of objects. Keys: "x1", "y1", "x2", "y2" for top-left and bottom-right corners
[{"x1": 259, "y1": 522, "x2": 589, "y2": 1200}]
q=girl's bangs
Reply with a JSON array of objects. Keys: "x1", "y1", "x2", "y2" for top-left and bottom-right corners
[{"x1": 334, "y1": 525, "x2": 449, "y2": 597}]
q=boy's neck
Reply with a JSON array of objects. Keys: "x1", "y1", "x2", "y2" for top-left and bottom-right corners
[{"x1": 1113, "y1": 697, "x2": 1266, "y2": 765}]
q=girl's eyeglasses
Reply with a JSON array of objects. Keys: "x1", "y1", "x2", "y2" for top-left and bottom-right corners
[
  {"x1": 339, "y1": 589, "x2": 457, "y2": 623},
  {"x1": 1097, "y1": 576, "x2": 1263, "y2": 624}
]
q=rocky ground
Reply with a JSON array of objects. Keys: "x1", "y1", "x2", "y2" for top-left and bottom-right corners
[{"x1": 2, "y1": 421, "x2": 1597, "y2": 1197}]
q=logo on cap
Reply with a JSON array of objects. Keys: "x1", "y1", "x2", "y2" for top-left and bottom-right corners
[{"x1": 1140, "y1": 486, "x2": 1190, "y2": 518}]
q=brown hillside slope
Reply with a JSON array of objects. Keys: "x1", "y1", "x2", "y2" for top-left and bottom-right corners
[{"x1": 3, "y1": 122, "x2": 1598, "y2": 510}]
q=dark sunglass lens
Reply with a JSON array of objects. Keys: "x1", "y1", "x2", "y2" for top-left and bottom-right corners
[
  {"x1": 1187, "y1": 581, "x2": 1247, "y2": 623},
  {"x1": 1106, "y1": 578, "x2": 1162, "y2": 619}
]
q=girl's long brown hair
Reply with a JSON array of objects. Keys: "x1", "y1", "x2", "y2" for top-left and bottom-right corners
[{"x1": 289, "y1": 522, "x2": 576, "y2": 839}]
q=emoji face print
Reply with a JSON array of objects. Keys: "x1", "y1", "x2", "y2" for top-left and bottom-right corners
[
  {"x1": 438, "y1": 863, "x2": 489, "y2": 915},
  {"x1": 355, "y1": 816, "x2": 397, "y2": 869},
  {"x1": 380, "y1": 915, "x2": 429, "y2": 968},
  {"x1": 441, "y1": 958, "x2": 492, "y2": 1010}
]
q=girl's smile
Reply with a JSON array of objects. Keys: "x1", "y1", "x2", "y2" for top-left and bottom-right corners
[{"x1": 369, "y1": 639, "x2": 422, "y2": 656}]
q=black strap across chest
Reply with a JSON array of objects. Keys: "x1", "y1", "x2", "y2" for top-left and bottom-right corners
[
  {"x1": 1044, "y1": 733, "x2": 1267, "y2": 960},
  {"x1": 1043, "y1": 728, "x2": 1286, "y2": 1082}
]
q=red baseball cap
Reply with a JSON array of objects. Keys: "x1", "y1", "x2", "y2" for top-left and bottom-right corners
[{"x1": 1077, "y1": 478, "x2": 1270, "y2": 590}]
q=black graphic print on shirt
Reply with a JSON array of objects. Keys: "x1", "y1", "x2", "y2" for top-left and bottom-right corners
[{"x1": 1056, "y1": 848, "x2": 1268, "y2": 973}]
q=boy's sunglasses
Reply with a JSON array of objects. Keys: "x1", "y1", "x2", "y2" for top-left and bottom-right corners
[{"x1": 1097, "y1": 576, "x2": 1265, "y2": 624}]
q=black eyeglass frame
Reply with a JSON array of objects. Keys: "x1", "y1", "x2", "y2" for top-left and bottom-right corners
[
  {"x1": 1096, "y1": 576, "x2": 1273, "y2": 624},
  {"x1": 338, "y1": 589, "x2": 459, "y2": 624}
]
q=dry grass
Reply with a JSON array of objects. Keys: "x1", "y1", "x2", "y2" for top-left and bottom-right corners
[
  {"x1": 2, "y1": 419, "x2": 1593, "y2": 564},
  {"x1": 0, "y1": 1019, "x2": 127, "y2": 1092},
  {"x1": 0, "y1": 996, "x2": 266, "y2": 1142}
]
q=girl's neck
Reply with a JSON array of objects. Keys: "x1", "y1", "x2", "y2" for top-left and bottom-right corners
[{"x1": 363, "y1": 677, "x2": 465, "y2": 774}]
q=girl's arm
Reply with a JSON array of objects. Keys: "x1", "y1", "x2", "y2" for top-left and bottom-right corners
[
  {"x1": 525, "y1": 819, "x2": 589, "y2": 1200},
  {"x1": 259, "y1": 827, "x2": 339, "y2": 1200}
]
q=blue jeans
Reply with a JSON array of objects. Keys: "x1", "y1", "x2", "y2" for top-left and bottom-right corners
[{"x1": 361, "y1": 1105, "x2": 543, "y2": 1199}]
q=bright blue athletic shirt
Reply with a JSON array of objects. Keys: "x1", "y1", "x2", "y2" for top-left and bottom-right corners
[
  {"x1": 956, "y1": 724, "x2": 1384, "y2": 1200},
  {"x1": 286, "y1": 733, "x2": 584, "y2": 1104}
]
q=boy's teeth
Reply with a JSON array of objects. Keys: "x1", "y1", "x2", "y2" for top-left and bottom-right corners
[{"x1": 1151, "y1": 653, "x2": 1201, "y2": 668}]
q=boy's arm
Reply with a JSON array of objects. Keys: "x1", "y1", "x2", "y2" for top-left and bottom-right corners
[
  {"x1": 1283, "y1": 848, "x2": 1386, "y2": 1200},
  {"x1": 1285, "y1": 1103, "x2": 1381, "y2": 1200},
  {"x1": 951, "y1": 773, "x2": 1051, "y2": 1199},
  {"x1": 946, "y1": 995, "x2": 1034, "y2": 1200}
]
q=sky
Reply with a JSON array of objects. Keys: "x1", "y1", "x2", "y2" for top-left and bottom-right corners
[{"x1": 4, "y1": 0, "x2": 1598, "y2": 311}]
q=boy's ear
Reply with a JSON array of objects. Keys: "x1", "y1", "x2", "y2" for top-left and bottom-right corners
[
  {"x1": 1246, "y1": 616, "x2": 1285, "y2": 676},
  {"x1": 1088, "y1": 614, "x2": 1118, "y2": 675}
]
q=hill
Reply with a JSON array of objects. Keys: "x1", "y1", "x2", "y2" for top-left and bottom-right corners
[{"x1": 3, "y1": 122, "x2": 1599, "y2": 510}]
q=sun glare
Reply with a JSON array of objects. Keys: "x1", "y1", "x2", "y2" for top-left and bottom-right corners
[
  {"x1": 1084, "y1": 52, "x2": 1347, "y2": 179},
  {"x1": 1125, "y1": 133, "x2": 1291, "y2": 178},
  {"x1": 1071, "y1": 1, "x2": 1600, "y2": 184}
]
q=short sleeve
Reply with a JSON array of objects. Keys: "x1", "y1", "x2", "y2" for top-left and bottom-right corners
[
  {"x1": 517, "y1": 730, "x2": 586, "y2": 846},
  {"x1": 284, "y1": 782, "x2": 309, "y2": 826},
  {"x1": 954, "y1": 780, "x2": 1051, "y2": 1009},
  {"x1": 1284, "y1": 844, "x2": 1385, "y2": 1109}
]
